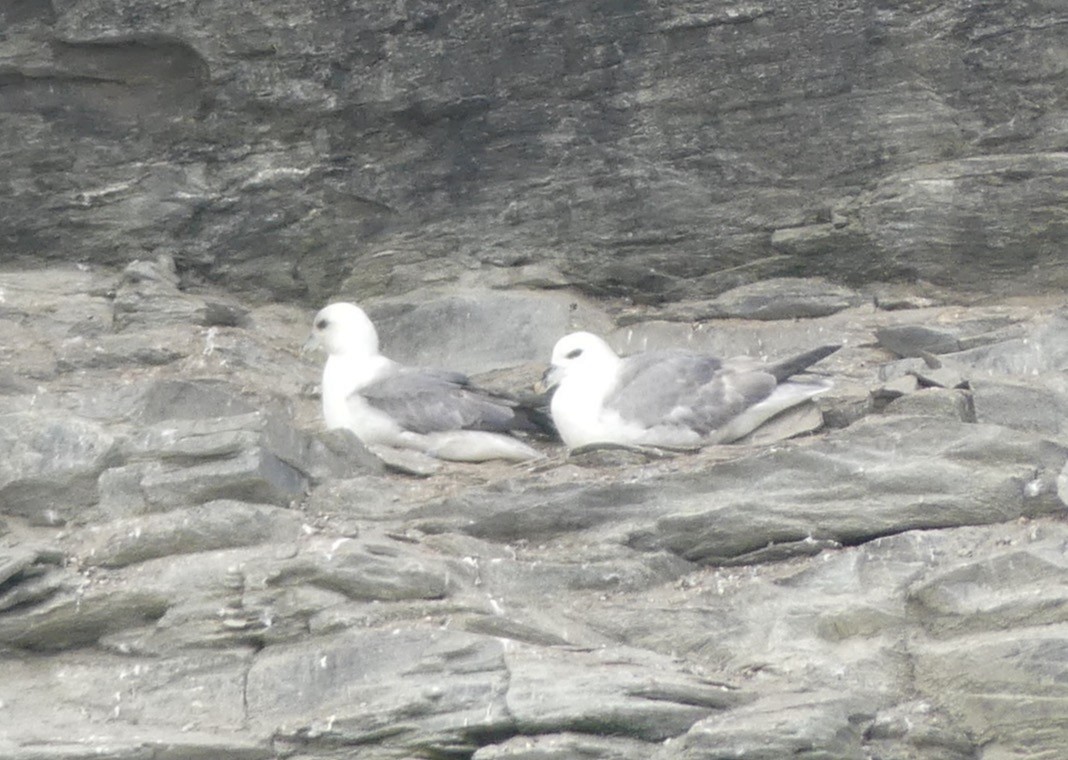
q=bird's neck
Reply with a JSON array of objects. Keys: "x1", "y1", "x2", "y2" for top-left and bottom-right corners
[
  {"x1": 323, "y1": 352, "x2": 391, "y2": 391},
  {"x1": 582, "y1": 355, "x2": 623, "y2": 394},
  {"x1": 321, "y1": 352, "x2": 393, "y2": 430}
]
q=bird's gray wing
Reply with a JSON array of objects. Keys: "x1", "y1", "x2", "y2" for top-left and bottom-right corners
[
  {"x1": 606, "y1": 350, "x2": 777, "y2": 435},
  {"x1": 358, "y1": 367, "x2": 528, "y2": 435}
]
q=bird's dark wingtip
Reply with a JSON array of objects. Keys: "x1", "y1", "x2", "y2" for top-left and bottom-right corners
[
  {"x1": 768, "y1": 344, "x2": 841, "y2": 382},
  {"x1": 509, "y1": 391, "x2": 558, "y2": 439}
]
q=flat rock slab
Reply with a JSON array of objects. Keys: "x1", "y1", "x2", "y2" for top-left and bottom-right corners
[
  {"x1": 882, "y1": 387, "x2": 975, "y2": 421},
  {"x1": 655, "y1": 690, "x2": 868, "y2": 760},
  {"x1": 406, "y1": 415, "x2": 1066, "y2": 565},
  {"x1": 875, "y1": 324, "x2": 963, "y2": 356},
  {"x1": 258, "y1": 532, "x2": 458, "y2": 602},
  {"x1": 0, "y1": 584, "x2": 170, "y2": 651},
  {"x1": 94, "y1": 406, "x2": 380, "y2": 519},
  {"x1": 0, "y1": 650, "x2": 269, "y2": 757},
  {"x1": 0, "y1": 413, "x2": 118, "y2": 523},
  {"x1": 912, "y1": 627, "x2": 1068, "y2": 755},
  {"x1": 641, "y1": 416, "x2": 1065, "y2": 564},
  {"x1": 76, "y1": 500, "x2": 305, "y2": 568},
  {"x1": 700, "y1": 277, "x2": 866, "y2": 321},
  {"x1": 247, "y1": 629, "x2": 742, "y2": 756},
  {"x1": 971, "y1": 375, "x2": 1068, "y2": 441},
  {"x1": 473, "y1": 732, "x2": 657, "y2": 760},
  {"x1": 504, "y1": 644, "x2": 744, "y2": 742},
  {"x1": 247, "y1": 627, "x2": 513, "y2": 748},
  {"x1": 0, "y1": 737, "x2": 272, "y2": 760}
]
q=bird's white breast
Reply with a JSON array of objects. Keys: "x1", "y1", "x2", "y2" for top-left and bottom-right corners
[
  {"x1": 321, "y1": 354, "x2": 401, "y2": 444},
  {"x1": 551, "y1": 368, "x2": 628, "y2": 448}
]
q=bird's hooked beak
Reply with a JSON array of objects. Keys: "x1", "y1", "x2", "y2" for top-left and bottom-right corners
[
  {"x1": 301, "y1": 330, "x2": 321, "y2": 356},
  {"x1": 537, "y1": 364, "x2": 564, "y2": 394}
]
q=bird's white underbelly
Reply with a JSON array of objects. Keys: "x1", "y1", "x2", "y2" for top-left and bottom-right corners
[
  {"x1": 552, "y1": 381, "x2": 708, "y2": 448},
  {"x1": 551, "y1": 381, "x2": 645, "y2": 448},
  {"x1": 332, "y1": 395, "x2": 405, "y2": 446}
]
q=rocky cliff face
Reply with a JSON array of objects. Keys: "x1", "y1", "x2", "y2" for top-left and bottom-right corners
[
  {"x1": 2, "y1": 259, "x2": 1067, "y2": 759},
  {"x1": 2, "y1": 0, "x2": 1067, "y2": 302},
  {"x1": 2, "y1": 2, "x2": 1068, "y2": 759}
]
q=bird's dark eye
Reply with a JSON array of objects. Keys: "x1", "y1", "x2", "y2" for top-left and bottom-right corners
[
  {"x1": 565, "y1": 348, "x2": 583, "y2": 359},
  {"x1": 316, "y1": 319, "x2": 328, "y2": 330}
]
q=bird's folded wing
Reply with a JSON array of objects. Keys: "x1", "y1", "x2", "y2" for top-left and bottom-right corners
[
  {"x1": 358, "y1": 368, "x2": 520, "y2": 435},
  {"x1": 606, "y1": 350, "x2": 777, "y2": 434}
]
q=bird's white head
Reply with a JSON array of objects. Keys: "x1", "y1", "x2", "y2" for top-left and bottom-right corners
[
  {"x1": 306, "y1": 302, "x2": 380, "y2": 357},
  {"x1": 544, "y1": 331, "x2": 619, "y2": 389}
]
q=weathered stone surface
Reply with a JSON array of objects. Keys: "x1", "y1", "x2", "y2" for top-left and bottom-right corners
[
  {"x1": 407, "y1": 416, "x2": 1065, "y2": 565},
  {"x1": 135, "y1": 379, "x2": 258, "y2": 423},
  {"x1": 655, "y1": 691, "x2": 868, "y2": 760},
  {"x1": 53, "y1": 331, "x2": 189, "y2": 373},
  {"x1": 407, "y1": 477, "x2": 661, "y2": 544},
  {"x1": 0, "y1": 583, "x2": 170, "y2": 651},
  {"x1": 84, "y1": 530, "x2": 473, "y2": 653},
  {"x1": 641, "y1": 417, "x2": 1064, "y2": 565},
  {"x1": 0, "y1": 547, "x2": 66, "y2": 614},
  {"x1": 138, "y1": 384, "x2": 381, "y2": 478},
  {"x1": 247, "y1": 629, "x2": 737, "y2": 756},
  {"x1": 0, "y1": 547, "x2": 41, "y2": 587},
  {"x1": 77, "y1": 501, "x2": 304, "y2": 568},
  {"x1": 504, "y1": 644, "x2": 743, "y2": 741},
  {"x1": 882, "y1": 388, "x2": 975, "y2": 422},
  {"x1": 864, "y1": 701, "x2": 975, "y2": 760},
  {"x1": 3, "y1": 3, "x2": 1068, "y2": 303},
  {"x1": 93, "y1": 408, "x2": 384, "y2": 516},
  {"x1": 871, "y1": 374, "x2": 921, "y2": 405},
  {"x1": 693, "y1": 277, "x2": 865, "y2": 321},
  {"x1": 852, "y1": 155, "x2": 1068, "y2": 294},
  {"x1": 0, "y1": 736, "x2": 272, "y2": 760},
  {"x1": 971, "y1": 376, "x2": 1068, "y2": 441},
  {"x1": 875, "y1": 324, "x2": 962, "y2": 357},
  {"x1": 473, "y1": 733, "x2": 654, "y2": 760},
  {"x1": 0, "y1": 414, "x2": 118, "y2": 523},
  {"x1": 99, "y1": 544, "x2": 294, "y2": 653},
  {"x1": 1, "y1": 0, "x2": 1066, "y2": 722},
  {"x1": 601, "y1": 521, "x2": 1068, "y2": 757},
  {"x1": 3, "y1": 265, "x2": 1068, "y2": 758},
  {"x1": 910, "y1": 364, "x2": 970, "y2": 391},
  {"x1": 368, "y1": 290, "x2": 614, "y2": 375},
  {"x1": 303, "y1": 473, "x2": 439, "y2": 522},
  {"x1": 301, "y1": 428, "x2": 387, "y2": 481},
  {"x1": 113, "y1": 255, "x2": 249, "y2": 331},
  {"x1": 913, "y1": 629, "x2": 1068, "y2": 756},
  {"x1": 262, "y1": 533, "x2": 456, "y2": 602},
  {"x1": 0, "y1": 268, "x2": 114, "y2": 346},
  {"x1": 0, "y1": 650, "x2": 269, "y2": 758},
  {"x1": 908, "y1": 545, "x2": 1068, "y2": 639},
  {"x1": 627, "y1": 277, "x2": 868, "y2": 324},
  {"x1": 603, "y1": 309, "x2": 869, "y2": 378},
  {"x1": 947, "y1": 312, "x2": 1068, "y2": 376},
  {"x1": 137, "y1": 445, "x2": 303, "y2": 510},
  {"x1": 246, "y1": 628, "x2": 512, "y2": 746}
]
